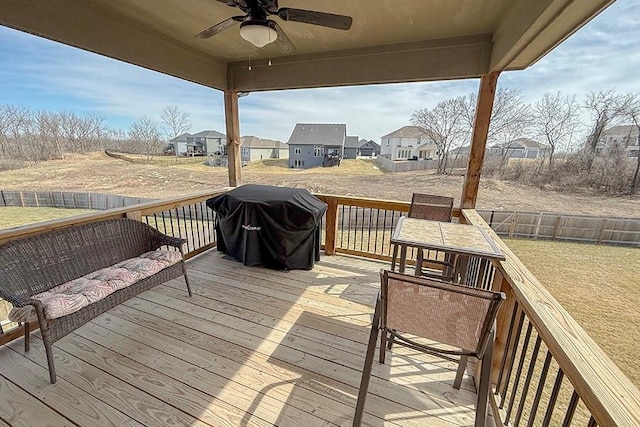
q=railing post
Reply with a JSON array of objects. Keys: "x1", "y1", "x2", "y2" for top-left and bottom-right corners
[{"x1": 324, "y1": 196, "x2": 339, "y2": 255}]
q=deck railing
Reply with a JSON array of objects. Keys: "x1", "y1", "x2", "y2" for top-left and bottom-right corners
[{"x1": 1, "y1": 190, "x2": 639, "y2": 425}]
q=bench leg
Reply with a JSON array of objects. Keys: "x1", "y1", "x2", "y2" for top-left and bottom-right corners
[
  {"x1": 34, "y1": 307, "x2": 56, "y2": 384},
  {"x1": 181, "y1": 261, "x2": 193, "y2": 297},
  {"x1": 24, "y1": 322, "x2": 30, "y2": 352}
]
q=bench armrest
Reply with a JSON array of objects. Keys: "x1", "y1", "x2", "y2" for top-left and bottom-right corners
[{"x1": 158, "y1": 234, "x2": 187, "y2": 249}]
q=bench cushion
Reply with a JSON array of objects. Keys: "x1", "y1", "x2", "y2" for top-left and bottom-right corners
[{"x1": 9, "y1": 250, "x2": 182, "y2": 323}]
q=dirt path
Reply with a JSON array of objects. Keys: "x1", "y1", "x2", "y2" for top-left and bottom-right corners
[{"x1": 1, "y1": 152, "x2": 638, "y2": 217}]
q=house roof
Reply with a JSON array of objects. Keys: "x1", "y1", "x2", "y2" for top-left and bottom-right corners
[
  {"x1": 241, "y1": 135, "x2": 287, "y2": 149},
  {"x1": 287, "y1": 124, "x2": 347, "y2": 146},
  {"x1": 191, "y1": 130, "x2": 226, "y2": 139},
  {"x1": 359, "y1": 139, "x2": 380, "y2": 149},
  {"x1": 449, "y1": 145, "x2": 471, "y2": 154},
  {"x1": 0, "y1": 2, "x2": 613, "y2": 92},
  {"x1": 381, "y1": 126, "x2": 438, "y2": 139},
  {"x1": 345, "y1": 136, "x2": 359, "y2": 149},
  {"x1": 509, "y1": 138, "x2": 549, "y2": 149},
  {"x1": 602, "y1": 125, "x2": 640, "y2": 137},
  {"x1": 170, "y1": 132, "x2": 191, "y2": 143}
]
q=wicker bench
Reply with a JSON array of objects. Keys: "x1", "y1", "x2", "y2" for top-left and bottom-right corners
[{"x1": 0, "y1": 218, "x2": 192, "y2": 383}]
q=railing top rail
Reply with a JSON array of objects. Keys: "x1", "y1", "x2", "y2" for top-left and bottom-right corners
[
  {"x1": 314, "y1": 193, "x2": 463, "y2": 217},
  {"x1": 462, "y1": 209, "x2": 640, "y2": 427},
  {"x1": 0, "y1": 188, "x2": 229, "y2": 246}
]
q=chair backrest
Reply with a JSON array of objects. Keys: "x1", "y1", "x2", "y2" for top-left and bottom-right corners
[
  {"x1": 381, "y1": 270, "x2": 505, "y2": 357},
  {"x1": 408, "y1": 193, "x2": 454, "y2": 222}
]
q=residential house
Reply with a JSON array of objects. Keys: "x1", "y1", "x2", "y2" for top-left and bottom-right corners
[
  {"x1": 358, "y1": 139, "x2": 380, "y2": 157},
  {"x1": 188, "y1": 130, "x2": 227, "y2": 156},
  {"x1": 287, "y1": 123, "x2": 347, "y2": 169},
  {"x1": 241, "y1": 136, "x2": 289, "y2": 162},
  {"x1": 166, "y1": 132, "x2": 190, "y2": 156},
  {"x1": 600, "y1": 125, "x2": 640, "y2": 157},
  {"x1": 380, "y1": 125, "x2": 440, "y2": 161},
  {"x1": 344, "y1": 136, "x2": 359, "y2": 159},
  {"x1": 490, "y1": 138, "x2": 550, "y2": 159}
]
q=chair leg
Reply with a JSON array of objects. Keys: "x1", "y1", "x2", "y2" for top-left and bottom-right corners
[
  {"x1": 415, "y1": 250, "x2": 424, "y2": 276},
  {"x1": 24, "y1": 322, "x2": 30, "y2": 352},
  {"x1": 353, "y1": 297, "x2": 382, "y2": 427},
  {"x1": 379, "y1": 328, "x2": 387, "y2": 364},
  {"x1": 453, "y1": 355, "x2": 468, "y2": 390},
  {"x1": 391, "y1": 244, "x2": 398, "y2": 271},
  {"x1": 386, "y1": 329, "x2": 395, "y2": 351},
  {"x1": 475, "y1": 331, "x2": 494, "y2": 427}
]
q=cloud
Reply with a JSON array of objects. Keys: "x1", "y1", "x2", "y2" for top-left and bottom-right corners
[{"x1": 0, "y1": 0, "x2": 638, "y2": 142}]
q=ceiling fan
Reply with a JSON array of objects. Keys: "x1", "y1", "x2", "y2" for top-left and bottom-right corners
[{"x1": 196, "y1": 0, "x2": 353, "y2": 52}]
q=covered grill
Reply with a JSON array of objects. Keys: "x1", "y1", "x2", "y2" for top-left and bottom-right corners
[{"x1": 206, "y1": 185, "x2": 327, "y2": 270}]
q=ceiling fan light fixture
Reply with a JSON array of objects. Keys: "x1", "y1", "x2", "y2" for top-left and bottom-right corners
[{"x1": 239, "y1": 21, "x2": 278, "y2": 48}]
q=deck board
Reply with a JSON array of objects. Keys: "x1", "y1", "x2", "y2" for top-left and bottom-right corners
[{"x1": 0, "y1": 250, "x2": 482, "y2": 426}]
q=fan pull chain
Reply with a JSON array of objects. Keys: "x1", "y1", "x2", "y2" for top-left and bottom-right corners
[{"x1": 248, "y1": 57, "x2": 252, "y2": 71}]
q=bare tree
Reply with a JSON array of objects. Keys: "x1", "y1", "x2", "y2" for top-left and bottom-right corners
[
  {"x1": 411, "y1": 96, "x2": 467, "y2": 173},
  {"x1": 583, "y1": 90, "x2": 636, "y2": 153},
  {"x1": 60, "y1": 112, "x2": 106, "y2": 153},
  {"x1": 161, "y1": 105, "x2": 191, "y2": 157},
  {"x1": 128, "y1": 116, "x2": 163, "y2": 160},
  {"x1": 622, "y1": 95, "x2": 640, "y2": 194},
  {"x1": 462, "y1": 88, "x2": 532, "y2": 171},
  {"x1": 532, "y1": 92, "x2": 582, "y2": 171}
]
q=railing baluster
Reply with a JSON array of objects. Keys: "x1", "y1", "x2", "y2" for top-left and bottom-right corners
[
  {"x1": 340, "y1": 204, "x2": 345, "y2": 250},
  {"x1": 514, "y1": 335, "x2": 542, "y2": 426},
  {"x1": 497, "y1": 301, "x2": 520, "y2": 393},
  {"x1": 501, "y1": 310, "x2": 526, "y2": 408},
  {"x1": 506, "y1": 321, "x2": 534, "y2": 422},
  {"x1": 542, "y1": 369, "x2": 565, "y2": 427},
  {"x1": 562, "y1": 391, "x2": 580, "y2": 427},
  {"x1": 527, "y1": 350, "x2": 553, "y2": 427}
]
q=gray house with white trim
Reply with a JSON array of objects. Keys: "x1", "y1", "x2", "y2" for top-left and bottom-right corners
[
  {"x1": 344, "y1": 136, "x2": 359, "y2": 159},
  {"x1": 287, "y1": 123, "x2": 347, "y2": 169},
  {"x1": 358, "y1": 139, "x2": 380, "y2": 157}
]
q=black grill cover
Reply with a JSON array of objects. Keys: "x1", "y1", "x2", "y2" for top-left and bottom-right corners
[{"x1": 206, "y1": 185, "x2": 327, "y2": 270}]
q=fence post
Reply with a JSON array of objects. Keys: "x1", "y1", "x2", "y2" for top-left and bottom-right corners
[
  {"x1": 552, "y1": 215, "x2": 562, "y2": 240},
  {"x1": 597, "y1": 219, "x2": 608, "y2": 245},
  {"x1": 324, "y1": 196, "x2": 339, "y2": 255}
]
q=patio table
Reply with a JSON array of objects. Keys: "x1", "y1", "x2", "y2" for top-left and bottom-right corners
[{"x1": 390, "y1": 216, "x2": 505, "y2": 283}]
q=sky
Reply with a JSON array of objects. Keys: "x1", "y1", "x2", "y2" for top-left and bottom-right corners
[{"x1": 0, "y1": 0, "x2": 638, "y2": 143}]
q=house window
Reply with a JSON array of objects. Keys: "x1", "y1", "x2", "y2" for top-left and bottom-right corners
[
  {"x1": 314, "y1": 145, "x2": 324, "y2": 157},
  {"x1": 293, "y1": 159, "x2": 304, "y2": 168},
  {"x1": 294, "y1": 147, "x2": 302, "y2": 155}
]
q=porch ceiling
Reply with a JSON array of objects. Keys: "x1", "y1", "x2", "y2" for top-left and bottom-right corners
[{"x1": 1, "y1": 0, "x2": 614, "y2": 92}]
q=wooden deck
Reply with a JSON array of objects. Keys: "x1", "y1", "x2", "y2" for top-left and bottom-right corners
[{"x1": 0, "y1": 250, "x2": 484, "y2": 426}]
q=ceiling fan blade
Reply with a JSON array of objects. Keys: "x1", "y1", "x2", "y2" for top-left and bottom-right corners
[
  {"x1": 270, "y1": 21, "x2": 295, "y2": 54},
  {"x1": 277, "y1": 8, "x2": 352, "y2": 30},
  {"x1": 196, "y1": 17, "x2": 240, "y2": 38}
]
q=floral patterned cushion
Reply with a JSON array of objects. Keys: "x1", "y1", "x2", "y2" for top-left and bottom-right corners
[{"x1": 8, "y1": 250, "x2": 182, "y2": 323}]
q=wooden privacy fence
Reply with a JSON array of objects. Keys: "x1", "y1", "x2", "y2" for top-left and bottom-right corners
[
  {"x1": 0, "y1": 190, "x2": 152, "y2": 210},
  {"x1": 105, "y1": 150, "x2": 206, "y2": 165},
  {"x1": 478, "y1": 210, "x2": 640, "y2": 247}
]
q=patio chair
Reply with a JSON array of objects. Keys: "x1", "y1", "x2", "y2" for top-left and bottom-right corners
[
  {"x1": 408, "y1": 193, "x2": 456, "y2": 281},
  {"x1": 353, "y1": 270, "x2": 505, "y2": 427}
]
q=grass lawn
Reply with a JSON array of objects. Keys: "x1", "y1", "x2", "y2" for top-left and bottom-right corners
[
  {"x1": 504, "y1": 238, "x2": 640, "y2": 387},
  {"x1": 0, "y1": 207, "x2": 95, "y2": 230}
]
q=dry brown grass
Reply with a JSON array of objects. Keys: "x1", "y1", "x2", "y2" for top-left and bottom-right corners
[
  {"x1": 0, "y1": 206, "x2": 96, "y2": 229},
  {"x1": 504, "y1": 238, "x2": 640, "y2": 387},
  {"x1": 1, "y1": 152, "x2": 638, "y2": 216}
]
